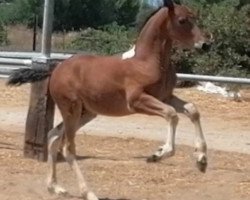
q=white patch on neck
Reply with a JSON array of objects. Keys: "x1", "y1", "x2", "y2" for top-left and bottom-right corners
[{"x1": 122, "y1": 45, "x2": 135, "y2": 59}]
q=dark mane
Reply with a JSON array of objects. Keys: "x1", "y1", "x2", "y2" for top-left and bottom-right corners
[{"x1": 136, "y1": 6, "x2": 162, "y2": 33}]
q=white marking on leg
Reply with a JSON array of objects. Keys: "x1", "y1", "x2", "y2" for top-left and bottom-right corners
[
  {"x1": 147, "y1": 108, "x2": 178, "y2": 162},
  {"x1": 184, "y1": 103, "x2": 207, "y2": 172},
  {"x1": 83, "y1": 191, "x2": 99, "y2": 200},
  {"x1": 47, "y1": 125, "x2": 68, "y2": 195},
  {"x1": 154, "y1": 114, "x2": 178, "y2": 158},
  {"x1": 47, "y1": 183, "x2": 68, "y2": 196},
  {"x1": 63, "y1": 143, "x2": 98, "y2": 199}
]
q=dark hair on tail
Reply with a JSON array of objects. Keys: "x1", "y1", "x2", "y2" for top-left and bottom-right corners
[{"x1": 7, "y1": 67, "x2": 51, "y2": 86}]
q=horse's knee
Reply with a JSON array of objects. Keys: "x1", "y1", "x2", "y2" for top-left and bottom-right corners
[
  {"x1": 184, "y1": 103, "x2": 200, "y2": 121},
  {"x1": 62, "y1": 139, "x2": 76, "y2": 157},
  {"x1": 67, "y1": 141, "x2": 76, "y2": 155},
  {"x1": 166, "y1": 108, "x2": 179, "y2": 125}
]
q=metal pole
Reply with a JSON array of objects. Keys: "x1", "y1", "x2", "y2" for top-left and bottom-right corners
[
  {"x1": 32, "y1": 14, "x2": 38, "y2": 51},
  {"x1": 41, "y1": 0, "x2": 54, "y2": 57},
  {"x1": 177, "y1": 73, "x2": 250, "y2": 85}
]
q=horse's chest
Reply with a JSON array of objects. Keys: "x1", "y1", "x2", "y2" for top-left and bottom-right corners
[{"x1": 145, "y1": 70, "x2": 177, "y2": 101}]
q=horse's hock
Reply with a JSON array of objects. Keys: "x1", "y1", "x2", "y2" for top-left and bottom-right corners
[{"x1": 24, "y1": 58, "x2": 55, "y2": 161}]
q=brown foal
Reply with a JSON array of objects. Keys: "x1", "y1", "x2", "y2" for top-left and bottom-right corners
[{"x1": 8, "y1": 1, "x2": 209, "y2": 199}]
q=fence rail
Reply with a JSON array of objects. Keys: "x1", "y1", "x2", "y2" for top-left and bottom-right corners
[
  {"x1": 0, "y1": 51, "x2": 73, "y2": 60},
  {"x1": 0, "y1": 52, "x2": 72, "y2": 78},
  {"x1": 177, "y1": 73, "x2": 250, "y2": 85},
  {"x1": 1, "y1": 53, "x2": 250, "y2": 85},
  {"x1": 0, "y1": 58, "x2": 32, "y2": 65}
]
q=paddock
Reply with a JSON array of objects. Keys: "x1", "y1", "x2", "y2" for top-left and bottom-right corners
[{"x1": 0, "y1": 79, "x2": 250, "y2": 200}]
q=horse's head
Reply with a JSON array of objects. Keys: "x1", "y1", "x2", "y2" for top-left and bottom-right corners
[
  {"x1": 134, "y1": 0, "x2": 212, "y2": 59},
  {"x1": 164, "y1": 0, "x2": 211, "y2": 50}
]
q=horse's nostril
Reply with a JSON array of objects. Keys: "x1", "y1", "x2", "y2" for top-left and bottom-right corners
[{"x1": 201, "y1": 43, "x2": 211, "y2": 51}]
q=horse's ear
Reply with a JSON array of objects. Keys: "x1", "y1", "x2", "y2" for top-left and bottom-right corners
[{"x1": 163, "y1": 0, "x2": 174, "y2": 10}]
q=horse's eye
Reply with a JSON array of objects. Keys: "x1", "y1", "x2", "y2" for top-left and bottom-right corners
[{"x1": 179, "y1": 18, "x2": 187, "y2": 25}]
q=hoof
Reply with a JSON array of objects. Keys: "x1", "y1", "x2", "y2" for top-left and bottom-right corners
[
  {"x1": 82, "y1": 191, "x2": 99, "y2": 200},
  {"x1": 196, "y1": 154, "x2": 208, "y2": 173},
  {"x1": 147, "y1": 147, "x2": 175, "y2": 163},
  {"x1": 47, "y1": 184, "x2": 68, "y2": 196}
]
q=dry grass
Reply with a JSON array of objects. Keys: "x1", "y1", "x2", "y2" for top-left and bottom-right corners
[{"x1": 0, "y1": 25, "x2": 78, "y2": 52}]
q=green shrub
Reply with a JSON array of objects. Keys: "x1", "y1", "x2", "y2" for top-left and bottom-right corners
[
  {"x1": 67, "y1": 22, "x2": 136, "y2": 55},
  {"x1": 0, "y1": 21, "x2": 8, "y2": 46},
  {"x1": 168, "y1": 1, "x2": 249, "y2": 78},
  {"x1": 192, "y1": 2, "x2": 248, "y2": 77}
]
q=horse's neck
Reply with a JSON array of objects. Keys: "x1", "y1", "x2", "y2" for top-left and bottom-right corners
[
  {"x1": 144, "y1": 39, "x2": 176, "y2": 100},
  {"x1": 135, "y1": 8, "x2": 169, "y2": 63},
  {"x1": 157, "y1": 39, "x2": 176, "y2": 90},
  {"x1": 160, "y1": 39, "x2": 173, "y2": 72}
]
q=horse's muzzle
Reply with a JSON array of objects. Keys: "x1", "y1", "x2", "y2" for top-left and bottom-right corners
[
  {"x1": 194, "y1": 41, "x2": 211, "y2": 51},
  {"x1": 201, "y1": 42, "x2": 211, "y2": 51}
]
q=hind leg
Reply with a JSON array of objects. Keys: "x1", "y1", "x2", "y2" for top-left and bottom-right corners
[
  {"x1": 170, "y1": 95, "x2": 207, "y2": 172},
  {"x1": 47, "y1": 122, "x2": 68, "y2": 195},
  {"x1": 60, "y1": 103, "x2": 98, "y2": 200}
]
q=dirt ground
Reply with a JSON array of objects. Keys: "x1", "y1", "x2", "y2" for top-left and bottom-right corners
[{"x1": 0, "y1": 79, "x2": 250, "y2": 200}]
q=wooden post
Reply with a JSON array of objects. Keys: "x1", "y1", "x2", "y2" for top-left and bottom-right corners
[
  {"x1": 24, "y1": 0, "x2": 55, "y2": 161},
  {"x1": 24, "y1": 59, "x2": 55, "y2": 161}
]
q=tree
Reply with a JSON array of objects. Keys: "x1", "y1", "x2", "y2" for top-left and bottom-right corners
[
  {"x1": 54, "y1": 0, "x2": 140, "y2": 31},
  {"x1": 115, "y1": 0, "x2": 140, "y2": 26},
  {"x1": 0, "y1": 0, "x2": 42, "y2": 25},
  {"x1": 0, "y1": 0, "x2": 140, "y2": 31}
]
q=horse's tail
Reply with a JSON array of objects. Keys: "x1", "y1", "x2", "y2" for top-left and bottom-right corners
[{"x1": 7, "y1": 67, "x2": 51, "y2": 86}]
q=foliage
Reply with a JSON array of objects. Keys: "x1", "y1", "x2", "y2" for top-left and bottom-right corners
[
  {"x1": 54, "y1": 0, "x2": 140, "y2": 30},
  {"x1": 0, "y1": 21, "x2": 8, "y2": 45},
  {"x1": 180, "y1": 1, "x2": 250, "y2": 77},
  {"x1": 67, "y1": 22, "x2": 136, "y2": 55},
  {"x1": 0, "y1": 0, "x2": 42, "y2": 25},
  {"x1": 0, "y1": 0, "x2": 140, "y2": 31},
  {"x1": 115, "y1": 0, "x2": 140, "y2": 26}
]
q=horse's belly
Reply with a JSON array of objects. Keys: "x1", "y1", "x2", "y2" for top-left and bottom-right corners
[{"x1": 82, "y1": 92, "x2": 132, "y2": 116}]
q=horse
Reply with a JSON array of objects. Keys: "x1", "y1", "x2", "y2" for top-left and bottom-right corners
[{"x1": 7, "y1": 1, "x2": 209, "y2": 199}]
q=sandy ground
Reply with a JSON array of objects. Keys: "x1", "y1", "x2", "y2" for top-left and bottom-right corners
[{"x1": 0, "y1": 79, "x2": 250, "y2": 200}]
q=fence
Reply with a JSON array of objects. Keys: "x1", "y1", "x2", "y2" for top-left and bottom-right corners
[
  {"x1": 0, "y1": 52, "x2": 72, "y2": 78},
  {"x1": 1, "y1": 54, "x2": 250, "y2": 85}
]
